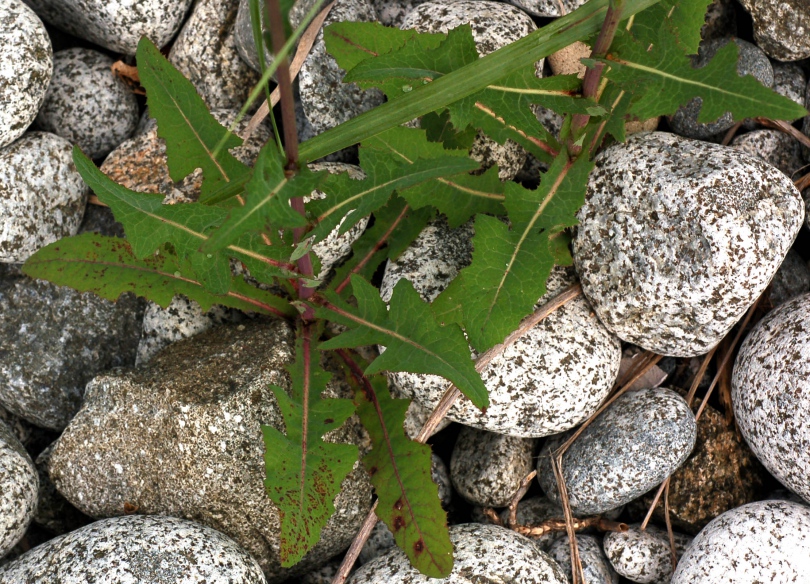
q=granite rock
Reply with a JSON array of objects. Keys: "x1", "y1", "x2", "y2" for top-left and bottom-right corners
[
  {"x1": 0, "y1": 420, "x2": 38, "y2": 557},
  {"x1": 34, "y1": 48, "x2": 139, "y2": 159},
  {"x1": 768, "y1": 249, "x2": 810, "y2": 307},
  {"x1": 771, "y1": 61, "x2": 807, "y2": 112},
  {"x1": 32, "y1": 444, "x2": 89, "y2": 535},
  {"x1": 0, "y1": 132, "x2": 88, "y2": 263},
  {"x1": 371, "y1": 0, "x2": 429, "y2": 26},
  {"x1": 603, "y1": 523, "x2": 692, "y2": 584},
  {"x1": 0, "y1": 404, "x2": 56, "y2": 459},
  {"x1": 700, "y1": 0, "x2": 737, "y2": 42},
  {"x1": 301, "y1": 560, "x2": 342, "y2": 584},
  {"x1": 737, "y1": 0, "x2": 810, "y2": 61},
  {"x1": 401, "y1": 399, "x2": 451, "y2": 440},
  {"x1": 731, "y1": 129, "x2": 803, "y2": 178},
  {"x1": 548, "y1": 535, "x2": 618, "y2": 584},
  {"x1": 573, "y1": 131, "x2": 804, "y2": 357},
  {"x1": 233, "y1": 0, "x2": 271, "y2": 74},
  {"x1": 0, "y1": 1, "x2": 52, "y2": 149},
  {"x1": 508, "y1": 0, "x2": 586, "y2": 18}
]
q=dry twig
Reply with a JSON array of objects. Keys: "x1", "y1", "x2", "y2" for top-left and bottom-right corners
[{"x1": 512, "y1": 516, "x2": 627, "y2": 538}]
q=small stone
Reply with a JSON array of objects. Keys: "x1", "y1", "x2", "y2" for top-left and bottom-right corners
[
  {"x1": 371, "y1": 0, "x2": 429, "y2": 26},
  {"x1": 548, "y1": 535, "x2": 618, "y2": 584},
  {"x1": 700, "y1": 0, "x2": 737, "y2": 42},
  {"x1": 0, "y1": 132, "x2": 88, "y2": 263},
  {"x1": 77, "y1": 204, "x2": 125, "y2": 239},
  {"x1": 34, "y1": 48, "x2": 139, "y2": 159},
  {"x1": 537, "y1": 387, "x2": 697, "y2": 515},
  {"x1": 732, "y1": 292, "x2": 810, "y2": 504},
  {"x1": 24, "y1": 0, "x2": 193, "y2": 55},
  {"x1": 625, "y1": 117, "x2": 660, "y2": 135},
  {"x1": 671, "y1": 500, "x2": 810, "y2": 583},
  {"x1": 32, "y1": 444, "x2": 89, "y2": 535},
  {"x1": 548, "y1": 41, "x2": 589, "y2": 78},
  {"x1": 0, "y1": 404, "x2": 56, "y2": 459},
  {"x1": 768, "y1": 249, "x2": 810, "y2": 307},
  {"x1": 401, "y1": 399, "x2": 451, "y2": 440},
  {"x1": 737, "y1": 0, "x2": 810, "y2": 61},
  {"x1": 0, "y1": 0, "x2": 52, "y2": 149},
  {"x1": 0, "y1": 515, "x2": 267, "y2": 582},
  {"x1": 301, "y1": 560, "x2": 343, "y2": 584},
  {"x1": 603, "y1": 523, "x2": 692, "y2": 584},
  {"x1": 450, "y1": 427, "x2": 536, "y2": 507},
  {"x1": 771, "y1": 61, "x2": 806, "y2": 111},
  {"x1": 509, "y1": 0, "x2": 586, "y2": 18},
  {"x1": 669, "y1": 38, "x2": 773, "y2": 140},
  {"x1": 349, "y1": 523, "x2": 567, "y2": 584},
  {"x1": 731, "y1": 129, "x2": 803, "y2": 178},
  {"x1": 432, "y1": 453, "x2": 453, "y2": 509},
  {"x1": 573, "y1": 131, "x2": 804, "y2": 357},
  {"x1": 233, "y1": 0, "x2": 271, "y2": 74},
  {"x1": 0, "y1": 420, "x2": 38, "y2": 557},
  {"x1": 498, "y1": 496, "x2": 566, "y2": 551}
]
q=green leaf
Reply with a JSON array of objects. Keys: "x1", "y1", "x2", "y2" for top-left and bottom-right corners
[
  {"x1": 317, "y1": 276, "x2": 488, "y2": 409},
  {"x1": 263, "y1": 323, "x2": 359, "y2": 567},
  {"x1": 21, "y1": 233, "x2": 294, "y2": 318},
  {"x1": 136, "y1": 37, "x2": 251, "y2": 199},
  {"x1": 421, "y1": 110, "x2": 477, "y2": 150},
  {"x1": 627, "y1": 0, "x2": 713, "y2": 54}
]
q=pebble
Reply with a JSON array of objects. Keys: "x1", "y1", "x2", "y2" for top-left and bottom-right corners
[
  {"x1": 509, "y1": 0, "x2": 586, "y2": 18},
  {"x1": 401, "y1": 399, "x2": 451, "y2": 440},
  {"x1": 450, "y1": 426, "x2": 536, "y2": 507},
  {"x1": 0, "y1": 403, "x2": 56, "y2": 459},
  {"x1": 32, "y1": 444, "x2": 89, "y2": 535},
  {"x1": 0, "y1": 514, "x2": 267, "y2": 583},
  {"x1": 24, "y1": 0, "x2": 193, "y2": 55},
  {"x1": 301, "y1": 560, "x2": 342, "y2": 584},
  {"x1": 768, "y1": 249, "x2": 810, "y2": 307},
  {"x1": 737, "y1": 0, "x2": 810, "y2": 61},
  {"x1": 731, "y1": 129, "x2": 803, "y2": 178},
  {"x1": 537, "y1": 387, "x2": 697, "y2": 515},
  {"x1": 349, "y1": 523, "x2": 567, "y2": 584},
  {"x1": 771, "y1": 61, "x2": 806, "y2": 112},
  {"x1": 169, "y1": 0, "x2": 259, "y2": 110},
  {"x1": 0, "y1": 0, "x2": 52, "y2": 150},
  {"x1": 548, "y1": 41, "x2": 589, "y2": 78},
  {"x1": 603, "y1": 524, "x2": 692, "y2": 584},
  {"x1": 548, "y1": 535, "x2": 618, "y2": 584},
  {"x1": 732, "y1": 292, "x2": 810, "y2": 504},
  {"x1": 34, "y1": 48, "x2": 139, "y2": 160},
  {"x1": 384, "y1": 218, "x2": 622, "y2": 437},
  {"x1": 669, "y1": 37, "x2": 773, "y2": 140},
  {"x1": 0, "y1": 420, "x2": 38, "y2": 558},
  {"x1": 47, "y1": 320, "x2": 373, "y2": 582},
  {"x1": 0, "y1": 132, "x2": 89, "y2": 263},
  {"x1": 371, "y1": 0, "x2": 429, "y2": 26},
  {"x1": 671, "y1": 500, "x2": 810, "y2": 583},
  {"x1": 233, "y1": 0, "x2": 272, "y2": 74},
  {"x1": 498, "y1": 496, "x2": 566, "y2": 551},
  {"x1": 573, "y1": 131, "x2": 804, "y2": 357}
]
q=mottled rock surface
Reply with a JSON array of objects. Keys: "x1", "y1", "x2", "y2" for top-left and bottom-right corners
[
  {"x1": 33, "y1": 444, "x2": 89, "y2": 535},
  {"x1": 509, "y1": 0, "x2": 586, "y2": 17},
  {"x1": 603, "y1": 524, "x2": 692, "y2": 584},
  {"x1": 371, "y1": 0, "x2": 429, "y2": 26},
  {"x1": 768, "y1": 249, "x2": 810, "y2": 307},
  {"x1": 771, "y1": 61, "x2": 806, "y2": 112},
  {"x1": 0, "y1": 420, "x2": 38, "y2": 557},
  {"x1": 738, "y1": 0, "x2": 810, "y2": 61},
  {"x1": 731, "y1": 129, "x2": 803, "y2": 178},
  {"x1": 548, "y1": 535, "x2": 617, "y2": 584}
]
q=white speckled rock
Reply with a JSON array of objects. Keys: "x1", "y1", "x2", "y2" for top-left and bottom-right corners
[
  {"x1": 672, "y1": 500, "x2": 810, "y2": 583},
  {"x1": 301, "y1": 560, "x2": 342, "y2": 584},
  {"x1": 233, "y1": 0, "x2": 271, "y2": 74},
  {"x1": 383, "y1": 218, "x2": 622, "y2": 437},
  {"x1": 737, "y1": 0, "x2": 810, "y2": 61},
  {"x1": 508, "y1": 0, "x2": 586, "y2": 17},
  {"x1": 450, "y1": 426, "x2": 536, "y2": 507},
  {"x1": 0, "y1": 132, "x2": 88, "y2": 263},
  {"x1": 24, "y1": 0, "x2": 193, "y2": 55},
  {"x1": 731, "y1": 129, "x2": 803, "y2": 178},
  {"x1": 548, "y1": 535, "x2": 618, "y2": 584},
  {"x1": 0, "y1": 515, "x2": 266, "y2": 582},
  {"x1": 771, "y1": 62, "x2": 806, "y2": 112},
  {"x1": 401, "y1": 399, "x2": 451, "y2": 440},
  {"x1": 0, "y1": 1, "x2": 52, "y2": 149},
  {"x1": 34, "y1": 48, "x2": 139, "y2": 159},
  {"x1": 0, "y1": 420, "x2": 38, "y2": 558},
  {"x1": 732, "y1": 292, "x2": 810, "y2": 503},
  {"x1": 573, "y1": 131, "x2": 804, "y2": 357},
  {"x1": 371, "y1": 0, "x2": 429, "y2": 26},
  {"x1": 349, "y1": 523, "x2": 567, "y2": 584},
  {"x1": 768, "y1": 250, "x2": 810, "y2": 307},
  {"x1": 537, "y1": 387, "x2": 697, "y2": 515},
  {"x1": 603, "y1": 524, "x2": 692, "y2": 584}
]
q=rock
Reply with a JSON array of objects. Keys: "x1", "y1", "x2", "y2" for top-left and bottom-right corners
[
  {"x1": 301, "y1": 560, "x2": 343, "y2": 584},
  {"x1": 295, "y1": 82, "x2": 357, "y2": 164},
  {"x1": 0, "y1": 1, "x2": 52, "y2": 149},
  {"x1": 0, "y1": 404, "x2": 56, "y2": 459},
  {"x1": 537, "y1": 387, "x2": 697, "y2": 515},
  {"x1": 548, "y1": 42, "x2": 589, "y2": 78},
  {"x1": 498, "y1": 496, "x2": 566, "y2": 551},
  {"x1": 450, "y1": 427, "x2": 535, "y2": 507},
  {"x1": 349, "y1": 523, "x2": 567, "y2": 584},
  {"x1": 371, "y1": 0, "x2": 429, "y2": 26},
  {"x1": 233, "y1": 0, "x2": 271, "y2": 74},
  {"x1": 32, "y1": 444, "x2": 89, "y2": 535},
  {"x1": 768, "y1": 249, "x2": 810, "y2": 307},
  {"x1": 0, "y1": 132, "x2": 88, "y2": 263},
  {"x1": 771, "y1": 61, "x2": 806, "y2": 112},
  {"x1": 77, "y1": 203, "x2": 125, "y2": 239},
  {"x1": 732, "y1": 292, "x2": 810, "y2": 504},
  {"x1": 401, "y1": 399, "x2": 451, "y2": 440},
  {"x1": 431, "y1": 453, "x2": 453, "y2": 509},
  {"x1": 24, "y1": 0, "x2": 193, "y2": 55},
  {"x1": 0, "y1": 420, "x2": 38, "y2": 557},
  {"x1": 169, "y1": 0, "x2": 260, "y2": 110},
  {"x1": 671, "y1": 500, "x2": 810, "y2": 583},
  {"x1": 0, "y1": 272, "x2": 144, "y2": 430},
  {"x1": 731, "y1": 129, "x2": 803, "y2": 178},
  {"x1": 509, "y1": 0, "x2": 586, "y2": 18},
  {"x1": 47, "y1": 320, "x2": 373, "y2": 582},
  {"x1": 573, "y1": 131, "x2": 804, "y2": 357},
  {"x1": 358, "y1": 520, "x2": 396, "y2": 565},
  {"x1": 700, "y1": 0, "x2": 737, "y2": 42},
  {"x1": 384, "y1": 218, "x2": 622, "y2": 437},
  {"x1": 603, "y1": 523, "x2": 692, "y2": 584},
  {"x1": 737, "y1": 0, "x2": 810, "y2": 61},
  {"x1": 0, "y1": 515, "x2": 267, "y2": 582},
  {"x1": 625, "y1": 117, "x2": 660, "y2": 135},
  {"x1": 548, "y1": 535, "x2": 618, "y2": 584},
  {"x1": 669, "y1": 38, "x2": 773, "y2": 140},
  {"x1": 34, "y1": 48, "x2": 139, "y2": 160}
]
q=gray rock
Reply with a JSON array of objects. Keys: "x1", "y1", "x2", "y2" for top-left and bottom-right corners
[
  {"x1": 772, "y1": 61, "x2": 806, "y2": 111},
  {"x1": 450, "y1": 426, "x2": 535, "y2": 507},
  {"x1": 349, "y1": 523, "x2": 567, "y2": 584},
  {"x1": 737, "y1": 0, "x2": 810, "y2": 61},
  {"x1": 603, "y1": 523, "x2": 692, "y2": 584},
  {"x1": 233, "y1": 0, "x2": 268, "y2": 74},
  {"x1": 47, "y1": 320, "x2": 373, "y2": 582},
  {"x1": 0, "y1": 514, "x2": 267, "y2": 583},
  {"x1": 358, "y1": 520, "x2": 396, "y2": 565},
  {"x1": 401, "y1": 399, "x2": 451, "y2": 440},
  {"x1": 77, "y1": 203, "x2": 125, "y2": 239},
  {"x1": 431, "y1": 453, "x2": 453, "y2": 508},
  {"x1": 573, "y1": 131, "x2": 804, "y2": 357},
  {"x1": 301, "y1": 560, "x2": 343, "y2": 584},
  {"x1": 295, "y1": 82, "x2": 357, "y2": 164},
  {"x1": 537, "y1": 387, "x2": 697, "y2": 515},
  {"x1": 508, "y1": 0, "x2": 586, "y2": 18},
  {"x1": 498, "y1": 496, "x2": 565, "y2": 551},
  {"x1": 169, "y1": 0, "x2": 260, "y2": 110},
  {"x1": 731, "y1": 129, "x2": 803, "y2": 178},
  {"x1": 0, "y1": 404, "x2": 56, "y2": 459},
  {"x1": 384, "y1": 219, "x2": 622, "y2": 437},
  {"x1": 32, "y1": 444, "x2": 89, "y2": 535},
  {"x1": 671, "y1": 500, "x2": 810, "y2": 583},
  {"x1": 768, "y1": 249, "x2": 810, "y2": 307},
  {"x1": 669, "y1": 38, "x2": 773, "y2": 140},
  {"x1": 34, "y1": 48, "x2": 139, "y2": 159},
  {"x1": 0, "y1": 273, "x2": 144, "y2": 430},
  {"x1": 0, "y1": 132, "x2": 88, "y2": 263},
  {"x1": 0, "y1": 1, "x2": 52, "y2": 149},
  {"x1": 548, "y1": 535, "x2": 618, "y2": 584},
  {"x1": 23, "y1": 0, "x2": 193, "y2": 55},
  {"x1": 371, "y1": 0, "x2": 430, "y2": 26},
  {"x1": 732, "y1": 292, "x2": 810, "y2": 504},
  {"x1": 700, "y1": 0, "x2": 737, "y2": 42},
  {"x1": 0, "y1": 420, "x2": 38, "y2": 558}
]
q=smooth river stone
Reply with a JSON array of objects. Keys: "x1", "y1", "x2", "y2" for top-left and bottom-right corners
[
  {"x1": 0, "y1": 420, "x2": 38, "y2": 558},
  {"x1": 603, "y1": 523, "x2": 692, "y2": 584}
]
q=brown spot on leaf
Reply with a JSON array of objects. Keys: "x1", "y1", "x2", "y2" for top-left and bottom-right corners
[
  {"x1": 394, "y1": 497, "x2": 404, "y2": 510},
  {"x1": 393, "y1": 516, "x2": 406, "y2": 531},
  {"x1": 413, "y1": 539, "x2": 424, "y2": 554}
]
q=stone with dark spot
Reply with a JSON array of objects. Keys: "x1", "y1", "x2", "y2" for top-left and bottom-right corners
[
  {"x1": 0, "y1": 0, "x2": 52, "y2": 149},
  {"x1": 603, "y1": 523, "x2": 692, "y2": 584},
  {"x1": 0, "y1": 132, "x2": 88, "y2": 263},
  {"x1": 548, "y1": 535, "x2": 618, "y2": 584},
  {"x1": 0, "y1": 420, "x2": 38, "y2": 558},
  {"x1": 732, "y1": 292, "x2": 810, "y2": 504},
  {"x1": 737, "y1": 0, "x2": 810, "y2": 61},
  {"x1": 537, "y1": 387, "x2": 697, "y2": 515},
  {"x1": 34, "y1": 48, "x2": 139, "y2": 160},
  {"x1": 671, "y1": 500, "x2": 810, "y2": 582},
  {"x1": 47, "y1": 320, "x2": 373, "y2": 582},
  {"x1": 573, "y1": 132, "x2": 804, "y2": 357},
  {"x1": 731, "y1": 129, "x2": 803, "y2": 179},
  {"x1": 0, "y1": 515, "x2": 267, "y2": 582}
]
